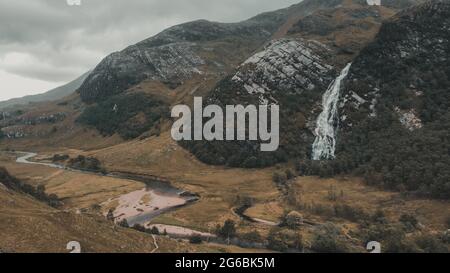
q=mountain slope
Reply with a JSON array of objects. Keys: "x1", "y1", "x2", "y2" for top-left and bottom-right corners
[
  {"x1": 0, "y1": 71, "x2": 90, "y2": 110},
  {"x1": 182, "y1": 0, "x2": 421, "y2": 167},
  {"x1": 73, "y1": 0, "x2": 365, "y2": 144},
  {"x1": 332, "y1": 0, "x2": 450, "y2": 198},
  {"x1": 0, "y1": 167, "x2": 158, "y2": 253},
  {"x1": 77, "y1": 0, "x2": 349, "y2": 104}
]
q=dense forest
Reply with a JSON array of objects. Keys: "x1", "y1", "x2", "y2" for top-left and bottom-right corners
[
  {"x1": 77, "y1": 92, "x2": 169, "y2": 139},
  {"x1": 298, "y1": 3, "x2": 450, "y2": 199}
]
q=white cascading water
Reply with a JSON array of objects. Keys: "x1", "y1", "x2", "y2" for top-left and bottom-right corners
[{"x1": 312, "y1": 63, "x2": 352, "y2": 160}]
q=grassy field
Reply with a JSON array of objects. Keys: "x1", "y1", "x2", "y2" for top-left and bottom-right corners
[
  {"x1": 287, "y1": 176, "x2": 449, "y2": 231},
  {"x1": 0, "y1": 183, "x2": 159, "y2": 253},
  {"x1": 1, "y1": 129, "x2": 448, "y2": 253},
  {"x1": 0, "y1": 165, "x2": 272, "y2": 253}
]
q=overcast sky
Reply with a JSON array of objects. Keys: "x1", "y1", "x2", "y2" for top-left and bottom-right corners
[{"x1": 0, "y1": 0, "x2": 301, "y2": 101}]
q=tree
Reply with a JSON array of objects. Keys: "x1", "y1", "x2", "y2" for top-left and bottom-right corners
[
  {"x1": 36, "y1": 185, "x2": 46, "y2": 200},
  {"x1": 240, "y1": 231, "x2": 262, "y2": 243},
  {"x1": 272, "y1": 172, "x2": 287, "y2": 185},
  {"x1": 150, "y1": 226, "x2": 160, "y2": 235},
  {"x1": 117, "y1": 219, "x2": 129, "y2": 228},
  {"x1": 267, "y1": 228, "x2": 289, "y2": 252},
  {"x1": 267, "y1": 228, "x2": 303, "y2": 252},
  {"x1": 106, "y1": 209, "x2": 115, "y2": 222},
  {"x1": 189, "y1": 235, "x2": 203, "y2": 244},
  {"x1": 311, "y1": 224, "x2": 349, "y2": 253},
  {"x1": 133, "y1": 224, "x2": 146, "y2": 233},
  {"x1": 285, "y1": 211, "x2": 304, "y2": 229},
  {"x1": 399, "y1": 214, "x2": 419, "y2": 232},
  {"x1": 216, "y1": 220, "x2": 236, "y2": 241},
  {"x1": 415, "y1": 235, "x2": 448, "y2": 253},
  {"x1": 285, "y1": 169, "x2": 295, "y2": 180}
]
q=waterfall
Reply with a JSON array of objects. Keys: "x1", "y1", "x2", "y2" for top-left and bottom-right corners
[{"x1": 312, "y1": 63, "x2": 352, "y2": 160}]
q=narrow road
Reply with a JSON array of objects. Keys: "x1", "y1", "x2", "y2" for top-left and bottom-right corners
[
  {"x1": 16, "y1": 152, "x2": 65, "y2": 169},
  {"x1": 151, "y1": 235, "x2": 159, "y2": 253}
]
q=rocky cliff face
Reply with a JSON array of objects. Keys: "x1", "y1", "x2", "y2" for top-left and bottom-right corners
[
  {"x1": 230, "y1": 38, "x2": 335, "y2": 104},
  {"x1": 79, "y1": 41, "x2": 206, "y2": 102}
]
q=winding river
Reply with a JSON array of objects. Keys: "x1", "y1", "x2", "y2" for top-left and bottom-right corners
[
  {"x1": 13, "y1": 151, "x2": 209, "y2": 237},
  {"x1": 13, "y1": 151, "x2": 279, "y2": 241}
]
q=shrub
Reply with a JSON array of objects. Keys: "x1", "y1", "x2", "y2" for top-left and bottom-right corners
[
  {"x1": 150, "y1": 227, "x2": 160, "y2": 235},
  {"x1": 216, "y1": 220, "x2": 236, "y2": 239},
  {"x1": 67, "y1": 155, "x2": 103, "y2": 172},
  {"x1": 272, "y1": 172, "x2": 287, "y2": 185},
  {"x1": 399, "y1": 214, "x2": 419, "y2": 232},
  {"x1": 311, "y1": 224, "x2": 349, "y2": 253},
  {"x1": 267, "y1": 228, "x2": 303, "y2": 252},
  {"x1": 442, "y1": 230, "x2": 450, "y2": 244},
  {"x1": 189, "y1": 235, "x2": 203, "y2": 244},
  {"x1": 117, "y1": 219, "x2": 129, "y2": 228},
  {"x1": 240, "y1": 231, "x2": 263, "y2": 243},
  {"x1": 52, "y1": 154, "x2": 69, "y2": 162},
  {"x1": 385, "y1": 238, "x2": 420, "y2": 253},
  {"x1": 132, "y1": 224, "x2": 146, "y2": 233},
  {"x1": 333, "y1": 204, "x2": 369, "y2": 222},
  {"x1": 284, "y1": 211, "x2": 304, "y2": 229},
  {"x1": 285, "y1": 169, "x2": 295, "y2": 180},
  {"x1": 415, "y1": 235, "x2": 448, "y2": 253},
  {"x1": 106, "y1": 209, "x2": 115, "y2": 221}
]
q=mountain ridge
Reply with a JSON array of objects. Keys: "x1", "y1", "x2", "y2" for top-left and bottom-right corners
[
  {"x1": 0, "y1": 71, "x2": 91, "y2": 110},
  {"x1": 77, "y1": 0, "x2": 347, "y2": 103}
]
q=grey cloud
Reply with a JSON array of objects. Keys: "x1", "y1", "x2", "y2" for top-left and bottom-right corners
[{"x1": 0, "y1": 0, "x2": 300, "y2": 97}]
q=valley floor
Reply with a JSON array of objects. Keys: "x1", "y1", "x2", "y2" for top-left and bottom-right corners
[{"x1": 1, "y1": 131, "x2": 448, "y2": 253}]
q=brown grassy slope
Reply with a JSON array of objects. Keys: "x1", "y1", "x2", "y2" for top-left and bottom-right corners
[
  {"x1": 0, "y1": 182, "x2": 160, "y2": 253},
  {"x1": 288, "y1": 2, "x2": 397, "y2": 66},
  {"x1": 0, "y1": 93, "x2": 122, "y2": 152},
  {"x1": 247, "y1": 176, "x2": 450, "y2": 231},
  {"x1": 0, "y1": 184, "x2": 268, "y2": 253}
]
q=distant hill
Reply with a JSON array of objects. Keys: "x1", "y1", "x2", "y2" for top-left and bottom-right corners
[{"x1": 0, "y1": 71, "x2": 90, "y2": 110}]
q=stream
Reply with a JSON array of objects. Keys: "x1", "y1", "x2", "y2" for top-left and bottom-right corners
[
  {"x1": 13, "y1": 151, "x2": 206, "y2": 237},
  {"x1": 13, "y1": 151, "x2": 283, "y2": 249}
]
